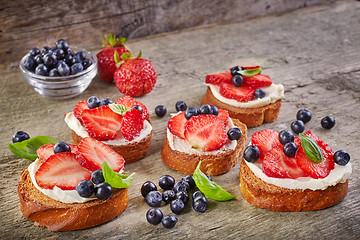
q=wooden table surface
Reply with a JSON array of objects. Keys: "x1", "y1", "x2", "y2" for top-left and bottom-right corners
[{"x1": 1, "y1": 0, "x2": 359, "y2": 239}]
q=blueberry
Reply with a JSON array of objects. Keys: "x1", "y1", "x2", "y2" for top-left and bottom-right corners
[
  {"x1": 175, "y1": 191, "x2": 189, "y2": 204},
  {"x1": 43, "y1": 53, "x2": 58, "y2": 69},
  {"x1": 65, "y1": 54, "x2": 74, "y2": 66},
  {"x1": 192, "y1": 196, "x2": 208, "y2": 212},
  {"x1": 53, "y1": 141, "x2": 71, "y2": 154},
  {"x1": 170, "y1": 199, "x2": 185, "y2": 215},
  {"x1": 87, "y1": 96, "x2": 101, "y2": 109},
  {"x1": 54, "y1": 48, "x2": 65, "y2": 60},
  {"x1": 279, "y1": 130, "x2": 294, "y2": 145},
  {"x1": 75, "y1": 51, "x2": 86, "y2": 61},
  {"x1": 146, "y1": 191, "x2": 163, "y2": 207},
  {"x1": 207, "y1": 175, "x2": 212, "y2": 181},
  {"x1": 95, "y1": 183, "x2": 112, "y2": 200},
  {"x1": 155, "y1": 105, "x2": 167, "y2": 117},
  {"x1": 141, "y1": 181, "x2": 157, "y2": 198},
  {"x1": 227, "y1": 128, "x2": 242, "y2": 141},
  {"x1": 146, "y1": 208, "x2": 163, "y2": 225},
  {"x1": 173, "y1": 180, "x2": 190, "y2": 193},
  {"x1": 254, "y1": 88, "x2": 266, "y2": 99},
  {"x1": 48, "y1": 47, "x2": 58, "y2": 54},
  {"x1": 66, "y1": 48, "x2": 74, "y2": 56},
  {"x1": 230, "y1": 66, "x2": 242, "y2": 76},
  {"x1": 71, "y1": 55, "x2": 82, "y2": 65},
  {"x1": 49, "y1": 68, "x2": 60, "y2": 77},
  {"x1": 296, "y1": 109, "x2": 312, "y2": 124},
  {"x1": 198, "y1": 104, "x2": 213, "y2": 115},
  {"x1": 41, "y1": 46, "x2": 51, "y2": 55},
  {"x1": 162, "y1": 190, "x2": 176, "y2": 204},
  {"x1": 76, "y1": 180, "x2": 94, "y2": 198},
  {"x1": 333, "y1": 150, "x2": 350, "y2": 166},
  {"x1": 283, "y1": 142, "x2": 298, "y2": 158},
  {"x1": 232, "y1": 74, "x2": 243, "y2": 87},
  {"x1": 35, "y1": 64, "x2": 48, "y2": 76},
  {"x1": 184, "y1": 107, "x2": 199, "y2": 120},
  {"x1": 34, "y1": 54, "x2": 43, "y2": 65},
  {"x1": 175, "y1": 101, "x2": 187, "y2": 112},
  {"x1": 291, "y1": 120, "x2": 305, "y2": 134},
  {"x1": 192, "y1": 190, "x2": 204, "y2": 200},
  {"x1": 244, "y1": 145, "x2": 260, "y2": 163},
  {"x1": 158, "y1": 175, "x2": 175, "y2": 190},
  {"x1": 100, "y1": 98, "x2": 114, "y2": 106},
  {"x1": 57, "y1": 61, "x2": 70, "y2": 76},
  {"x1": 12, "y1": 131, "x2": 30, "y2": 143},
  {"x1": 29, "y1": 48, "x2": 40, "y2": 57},
  {"x1": 182, "y1": 175, "x2": 196, "y2": 189},
  {"x1": 161, "y1": 215, "x2": 178, "y2": 229},
  {"x1": 71, "y1": 62, "x2": 84, "y2": 75},
  {"x1": 211, "y1": 105, "x2": 219, "y2": 116},
  {"x1": 83, "y1": 58, "x2": 93, "y2": 69},
  {"x1": 131, "y1": 105, "x2": 143, "y2": 114},
  {"x1": 91, "y1": 170, "x2": 105, "y2": 185},
  {"x1": 24, "y1": 56, "x2": 36, "y2": 71},
  {"x1": 321, "y1": 116, "x2": 335, "y2": 129},
  {"x1": 56, "y1": 39, "x2": 69, "y2": 51}
]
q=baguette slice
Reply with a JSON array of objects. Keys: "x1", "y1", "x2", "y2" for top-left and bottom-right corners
[
  {"x1": 161, "y1": 119, "x2": 247, "y2": 176},
  {"x1": 201, "y1": 87, "x2": 282, "y2": 127},
  {"x1": 18, "y1": 169, "x2": 129, "y2": 231},
  {"x1": 239, "y1": 158, "x2": 349, "y2": 212}
]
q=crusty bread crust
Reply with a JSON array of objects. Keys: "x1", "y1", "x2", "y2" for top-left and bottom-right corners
[
  {"x1": 201, "y1": 87, "x2": 282, "y2": 127},
  {"x1": 161, "y1": 119, "x2": 247, "y2": 176},
  {"x1": 18, "y1": 169, "x2": 129, "y2": 231},
  {"x1": 239, "y1": 158, "x2": 349, "y2": 212}
]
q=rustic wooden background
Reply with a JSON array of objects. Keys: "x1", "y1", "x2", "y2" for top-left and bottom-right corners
[{"x1": 1, "y1": 0, "x2": 360, "y2": 239}]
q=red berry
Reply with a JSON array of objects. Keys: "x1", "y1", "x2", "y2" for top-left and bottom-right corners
[
  {"x1": 168, "y1": 111, "x2": 187, "y2": 139},
  {"x1": 243, "y1": 74, "x2": 272, "y2": 89},
  {"x1": 205, "y1": 71, "x2": 232, "y2": 85},
  {"x1": 73, "y1": 100, "x2": 89, "y2": 123},
  {"x1": 121, "y1": 108, "x2": 144, "y2": 141},
  {"x1": 217, "y1": 109, "x2": 229, "y2": 126},
  {"x1": 251, "y1": 129, "x2": 281, "y2": 160},
  {"x1": 219, "y1": 82, "x2": 255, "y2": 102},
  {"x1": 115, "y1": 96, "x2": 149, "y2": 121},
  {"x1": 37, "y1": 143, "x2": 78, "y2": 162}
]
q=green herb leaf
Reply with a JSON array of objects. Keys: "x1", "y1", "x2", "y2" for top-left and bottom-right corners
[
  {"x1": 193, "y1": 161, "x2": 235, "y2": 201},
  {"x1": 109, "y1": 103, "x2": 130, "y2": 115},
  {"x1": 299, "y1": 133, "x2": 323, "y2": 163},
  {"x1": 237, "y1": 66, "x2": 262, "y2": 77},
  {"x1": 8, "y1": 136, "x2": 57, "y2": 160},
  {"x1": 101, "y1": 162, "x2": 134, "y2": 189},
  {"x1": 114, "y1": 50, "x2": 120, "y2": 63}
]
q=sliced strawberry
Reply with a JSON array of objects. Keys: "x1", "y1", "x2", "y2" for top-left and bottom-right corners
[
  {"x1": 302, "y1": 130, "x2": 320, "y2": 141},
  {"x1": 168, "y1": 111, "x2": 187, "y2": 139},
  {"x1": 121, "y1": 108, "x2": 144, "y2": 141},
  {"x1": 81, "y1": 105, "x2": 123, "y2": 141},
  {"x1": 184, "y1": 115, "x2": 227, "y2": 152},
  {"x1": 243, "y1": 74, "x2": 272, "y2": 89},
  {"x1": 219, "y1": 82, "x2": 255, "y2": 102},
  {"x1": 263, "y1": 145, "x2": 307, "y2": 179},
  {"x1": 37, "y1": 143, "x2": 78, "y2": 162},
  {"x1": 217, "y1": 109, "x2": 229, "y2": 126},
  {"x1": 77, "y1": 137, "x2": 125, "y2": 172},
  {"x1": 241, "y1": 66, "x2": 261, "y2": 70},
  {"x1": 205, "y1": 71, "x2": 232, "y2": 85},
  {"x1": 35, "y1": 152, "x2": 91, "y2": 190},
  {"x1": 115, "y1": 96, "x2": 149, "y2": 120},
  {"x1": 73, "y1": 100, "x2": 89, "y2": 123},
  {"x1": 251, "y1": 129, "x2": 281, "y2": 159}
]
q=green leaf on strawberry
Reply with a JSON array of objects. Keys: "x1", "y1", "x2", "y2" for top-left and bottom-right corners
[
  {"x1": 8, "y1": 136, "x2": 57, "y2": 160},
  {"x1": 237, "y1": 66, "x2": 262, "y2": 77},
  {"x1": 299, "y1": 133, "x2": 323, "y2": 163},
  {"x1": 109, "y1": 103, "x2": 130, "y2": 115},
  {"x1": 101, "y1": 161, "x2": 134, "y2": 189}
]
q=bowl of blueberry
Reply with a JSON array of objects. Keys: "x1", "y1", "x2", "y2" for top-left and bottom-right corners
[{"x1": 19, "y1": 39, "x2": 97, "y2": 100}]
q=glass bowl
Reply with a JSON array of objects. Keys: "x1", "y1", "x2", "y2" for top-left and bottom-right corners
[{"x1": 19, "y1": 46, "x2": 97, "y2": 100}]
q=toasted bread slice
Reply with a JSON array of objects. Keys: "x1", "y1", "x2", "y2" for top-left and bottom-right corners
[
  {"x1": 161, "y1": 119, "x2": 247, "y2": 176},
  {"x1": 18, "y1": 169, "x2": 129, "y2": 231},
  {"x1": 239, "y1": 158, "x2": 349, "y2": 212},
  {"x1": 201, "y1": 87, "x2": 282, "y2": 127}
]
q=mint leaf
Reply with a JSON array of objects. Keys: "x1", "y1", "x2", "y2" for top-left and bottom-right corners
[
  {"x1": 193, "y1": 161, "x2": 235, "y2": 201},
  {"x1": 109, "y1": 104, "x2": 130, "y2": 115},
  {"x1": 8, "y1": 136, "x2": 57, "y2": 160},
  {"x1": 237, "y1": 66, "x2": 262, "y2": 77},
  {"x1": 299, "y1": 133, "x2": 323, "y2": 163},
  {"x1": 101, "y1": 162, "x2": 134, "y2": 189}
]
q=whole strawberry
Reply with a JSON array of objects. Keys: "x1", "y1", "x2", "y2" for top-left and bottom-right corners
[
  {"x1": 114, "y1": 51, "x2": 157, "y2": 97},
  {"x1": 96, "y1": 33, "x2": 129, "y2": 83}
]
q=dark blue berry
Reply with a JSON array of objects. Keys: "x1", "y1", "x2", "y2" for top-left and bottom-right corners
[
  {"x1": 75, "y1": 51, "x2": 86, "y2": 61},
  {"x1": 158, "y1": 175, "x2": 175, "y2": 190},
  {"x1": 29, "y1": 48, "x2": 40, "y2": 57},
  {"x1": 95, "y1": 183, "x2": 112, "y2": 200},
  {"x1": 100, "y1": 98, "x2": 114, "y2": 106},
  {"x1": 76, "y1": 180, "x2": 94, "y2": 198},
  {"x1": 71, "y1": 54, "x2": 82, "y2": 65},
  {"x1": 211, "y1": 105, "x2": 219, "y2": 116},
  {"x1": 49, "y1": 68, "x2": 60, "y2": 77},
  {"x1": 24, "y1": 56, "x2": 36, "y2": 71},
  {"x1": 141, "y1": 181, "x2": 157, "y2": 198},
  {"x1": 12, "y1": 131, "x2": 30, "y2": 143},
  {"x1": 207, "y1": 175, "x2": 213, "y2": 181},
  {"x1": 230, "y1": 66, "x2": 242, "y2": 76},
  {"x1": 192, "y1": 191, "x2": 204, "y2": 200},
  {"x1": 162, "y1": 190, "x2": 176, "y2": 204},
  {"x1": 175, "y1": 191, "x2": 189, "y2": 204},
  {"x1": 182, "y1": 175, "x2": 195, "y2": 189},
  {"x1": 232, "y1": 74, "x2": 243, "y2": 87},
  {"x1": 66, "y1": 48, "x2": 74, "y2": 56},
  {"x1": 57, "y1": 61, "x2": 70, "y2": 76},
  {"x1": 146, "y1": 208, "x2": 163, "y2": 225},
  {"x1": 173, "y1": 180, "x2": 190, "y2": 193},
  {"x1": 56, "y1": 39, "x2": 69, "y2": 51},
  {"x1": 87, "y1": 96, "x2": 101, "y2": 109},
  {"x1": 227, "y1": 128, "x2": 242, "y2": 141},
  {"x1": 41, "y1": 46, "x2": 51, "y2": 55},
  {"x1": 254, "y1": 88, "x2": 266, "y2": 99},
  {"x1": 279, "y1": 130, "x2": 294, "y2": 145},
  {"x1": 131, "y1": 104, "x2": 143, "y2": 114},
  {"x1": 321, "y1": 116, "x2": 335, "y2": 129},
  {"x1": 43, "y1": 53, "x2": 57, "y2": 69},
  {"x1": 291, "y1": 120, "x2": 305, "y2": 134},
  {"x1": 65, "y1": 54, "x2": 74, "y2": 66},
  {"x1": 35, "y1": 64, "x2": 48, "y2": 76},
  {"x1": 283, "y1": 142, "x2": 298, "y2": 158},
  {"x1": 83, "y1": 58, "x2": 93, "y2": 69},
  {"x1": 175, "y1": 101, "x2": 187, "y2": 112},
  {"x1": 146, "y1": 191, "x2": 163, "y2": 207},
  {"x1": 297, "y1": 109, "x2": 312, "y2": 124},
  {"x1": 48, "y1": 47, "x2": 58, "y2": 54},
  {"x1": 54, "y1": 48, "x2": 65, "y2": 60},
  {"x1": 170, "y1": 199, "x2": 185, "y2": 215},
  {"x1": 71, "y1": 62, "x2": 84, "y2": 75},
  {"x1": 184, "y1": 107, "x2": 199, "y2": 120},
  {"x1": 53, "y1": 141, "x2": 71, "y2": 154},
  {"x1": 162, "y1": 215, "x2": 178, "y2": 229},
  {"x1": 244, "y1": 145, "x2": 260, "y2": 163},
  {"x1": 155, "y1": 105, "x2": 167, "y2": 117},
  {"x1": 192, "y1": 196, "x2": 208, "y2": 212},
  {"x1": 91, "y1": 170, "x2": 105, "y2": 185},
  {"x1": 333, "y1": 150, "x2": 350, "y2": 166},
  {"x1": 198, "y1": 104, "x2": 213, "y2": 115},
  {"x1": 34, "y1": 55, "x2": 43, "y2": 65}
]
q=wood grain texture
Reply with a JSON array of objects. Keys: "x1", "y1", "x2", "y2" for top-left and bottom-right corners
[{"x1": 1, "y1": 0, "x2": 360, "y2": 239}]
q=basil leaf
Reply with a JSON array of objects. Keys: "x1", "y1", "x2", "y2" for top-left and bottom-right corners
[
  {"x1": 299, "y1": 133, "x2": 323, "y2": 163},
  {"x1": 101, "y1": 161, "x2": 134, "y2": 189},
  {"x1": 109, "y1": 103, "x2": 130, "y2": 115},
  {"x1": 8, "y1": 136, "x2": 57, "y2": 160},
  {"x1": 193, "y1": 161, "x2": 235, "y2": 201},
  {"x1": 237, "y1": 66, "x2": 262, "y2": 77}
]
